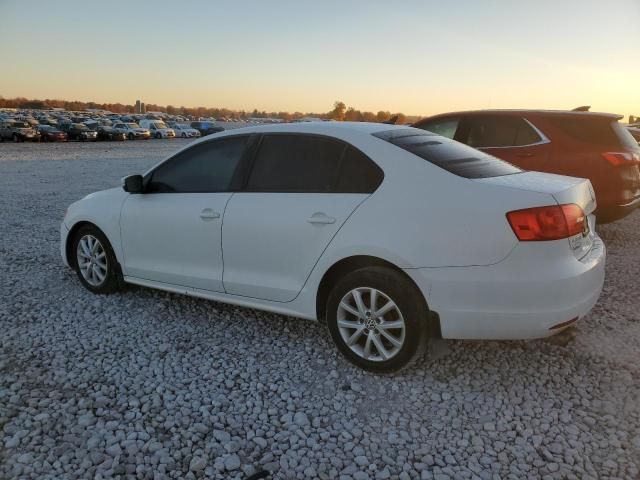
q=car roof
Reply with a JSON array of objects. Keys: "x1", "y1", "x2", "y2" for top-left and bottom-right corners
[
  {"x1": 214, "y1": 121, "x2": 404, "y2": 136},
  {"x1": 418, "y1": 109, "x2": 623, "y2": 121}
]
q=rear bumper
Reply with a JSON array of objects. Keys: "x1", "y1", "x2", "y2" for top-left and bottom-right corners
[
  {"x1": 597, "y1": 196, "x2": 640, "y2": 223},
  {"x1": 405, "y1": 236, "x2": 606, "y2": 340}
]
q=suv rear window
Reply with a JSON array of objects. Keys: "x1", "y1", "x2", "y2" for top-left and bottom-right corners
[
  {"x1": 550, "y1": 117, "x2": 638, "y2": 149},
  {"x1": 373, "y1": 128, "x2": 522, "y2": 179}
]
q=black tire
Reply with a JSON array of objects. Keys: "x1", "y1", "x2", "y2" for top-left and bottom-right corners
[
  {"x1": 182, "y1": 132, "x2": 187, "y2": 138},
  {"x1": 13, "y1": 134, "x2": 19, "y2": 143},
  {"x1": 326, "y1": 266, "x2": 429, "y2": 373},
  {"x1": 128, "y1": 133, "x2": 135, "y2": 140},
  {"x1": 71, "y1": 225, "x2": 121, "y2": 294},
  {"x1": 155, "y1": 132, "x2": 162, "y2": 139}
]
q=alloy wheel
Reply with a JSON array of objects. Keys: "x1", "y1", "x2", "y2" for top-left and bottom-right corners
[
  {"x1": 337, "y1": 287, "x2": 406, "y2": 361},
  {"x1": 76, "y1": 234, "x2": 108, "y2": 287}
]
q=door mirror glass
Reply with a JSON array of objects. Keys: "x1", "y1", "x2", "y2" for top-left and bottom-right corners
[{"x1": 123, "y1": 174, "x2": 144, "y2": 193}]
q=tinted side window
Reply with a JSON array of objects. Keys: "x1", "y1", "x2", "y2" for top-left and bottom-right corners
[
  {"x1": 334, "y1": 146, "x2": 383, "y2": 193},
  {"x1": 415, "y1": 117, "x2": 460, "y2": 139},
  {"x1": 147, "y1": 136, "x2": 248, "y2": 193},
  {"x1": 464, "y1": 116, "x2": 541, "y2": 147},
  {"x1": 373, "y1": 128, "x2": 522, "y2": 179},
  {"x1": 247, "y1": 135, "x2": 344, "y2": 192}
]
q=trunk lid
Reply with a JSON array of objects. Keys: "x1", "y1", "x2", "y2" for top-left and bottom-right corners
[{"x1": 475, "y1": 171, "x2": 596, "y2": 214}]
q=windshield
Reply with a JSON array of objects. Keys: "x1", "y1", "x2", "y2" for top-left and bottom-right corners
[
  {"x1": 127, "y1": 123, "x2": 140, "y2": 128},
  {"x1": 73, "y1": 124, "x2": 88, "y2": 130},
  {"x1": 154, "y1": 122, "x2": 168, "y2": 129},
  {"x1": 177, "y1": 123, "x2": 190, "y2": 129},
  {"x1": 373, "y1": 128, "x2": 522, "y2": 179},
  {"x1": 13, "y1": 121, "x2": 29, "y2": 128}
]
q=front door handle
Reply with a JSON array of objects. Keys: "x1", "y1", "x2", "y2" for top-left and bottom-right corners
[
  {"x1": 307, "y1": 212, "x2": 336, "y2": 225},
  {"x1": 200, "y1": 208, "x2": 221, "y2": 220}
]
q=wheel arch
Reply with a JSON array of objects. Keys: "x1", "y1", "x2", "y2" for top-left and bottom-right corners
[
  {"x1": 65, "y1": 221, "x2": 120, "y2": 270},
  {"x1": 315, "y1": 255, "x2": 440, "y2": 337}
]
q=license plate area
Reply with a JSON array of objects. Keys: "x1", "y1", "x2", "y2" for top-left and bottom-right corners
[{"x1": 569, "y1": 214, "x2": 595, "y2": 260}]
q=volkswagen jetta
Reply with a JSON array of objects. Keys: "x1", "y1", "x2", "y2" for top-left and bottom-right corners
[{"x1": 61, "y1": 123, "x2": 606, "y2": 372}]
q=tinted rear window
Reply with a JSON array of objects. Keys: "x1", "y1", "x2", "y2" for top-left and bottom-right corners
[
  {"x1": 372, "y1": 128, "x2": 522, "y2": 179},
  {"x1": 550, "y1": 117, "x2": 638, "y2": 149},
  {"x1": 247, "y1": 134, "x2": 344, "y2": 192},
  {"x1": 334, "y1": 146, "x2": 384, "y2": 193}
]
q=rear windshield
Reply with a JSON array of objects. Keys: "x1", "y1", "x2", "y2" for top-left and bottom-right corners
[
  {"x1": 372, "y1": 128, "x2": 522, "y2": 179},
  {"x1": 550, "y1": 117, "x2": 639, "y2": 149}
]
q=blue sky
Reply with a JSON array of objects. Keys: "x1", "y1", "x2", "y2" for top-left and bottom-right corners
[{"x1": 0, "y1": 0, "x2": 638, "y2": 117}]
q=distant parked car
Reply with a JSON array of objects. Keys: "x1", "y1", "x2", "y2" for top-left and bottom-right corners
[
  {"x1": 172, "y1": 123, "x2": 201, "y2": 138},
  {"x1": 96, "y1": 125, "x2": 126, "y2": 141},
  {"x1": 36, "y1": 124, "x2": 68, "y2": 142},
  {"x1": 63, "y1": 123, "x2": 98, "y2": 142},
  {"x1": 190, "y1": 121, "x2": 224, "y2": 137},
  {"x1": 0, "y1": 120, "x2": 39, "y2": 142},
  {"x1": 413, "y1": 110, "x2": 640, "y2": 223},
  {"x1": 139, "y1": 120, "x2": 175, "y2": 139},
  {"x1": 112, "y1": 123, "x2": 151, "y2": 140},
  {"x1": 627, "y1": 124, "x2": 640, "y2": 143}
]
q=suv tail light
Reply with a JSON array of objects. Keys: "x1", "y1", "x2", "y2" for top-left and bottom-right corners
[
  {"x1": 602, "y1": 151, "x2": 640, "y2": 166},
  {"x1": 507, "y1": 204, "x2": 585, "y2": 241}
]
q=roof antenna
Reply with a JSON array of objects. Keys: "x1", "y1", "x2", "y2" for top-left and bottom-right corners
[{"x1": 572, "y1": 105, "x2": 590, "y2": 112}]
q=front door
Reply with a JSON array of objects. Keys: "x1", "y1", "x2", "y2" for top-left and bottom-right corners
[{"x1": 120, "y1": 135, "x2": 251, "y2": 291}]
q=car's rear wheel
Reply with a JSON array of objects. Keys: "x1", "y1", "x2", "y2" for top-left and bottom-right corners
[
  {"x1": 12, "y1": 134, "x2": 19, "y2": 143},
  {"x1": 128, "y1": 133, "x2": 135, "y2": 140},
  {"x1": 72, "y1": 225, "x2": 121, "y2": 294},
  {"x1": 155, "y1": 132, "x2": 162, "y2": 139},
  {"x1": 326, "y1": 266, "x2": 429, "y2": 373}
]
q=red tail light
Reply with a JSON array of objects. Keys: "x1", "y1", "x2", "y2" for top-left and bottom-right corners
[
  {"x1": 506, "y1": 204, "x2": 585, "y2": 241},
  {"x1": 602, "y1": 151, "x2": 640, "y2": 166}
]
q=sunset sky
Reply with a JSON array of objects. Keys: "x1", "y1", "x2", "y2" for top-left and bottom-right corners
[{"x1": 1, "y1": 0, "x2": 638, "y2": 118}]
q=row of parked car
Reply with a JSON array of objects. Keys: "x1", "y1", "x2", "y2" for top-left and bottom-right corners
[
  {"x1": 0, "y1": 109, "x2": 231, "y2": 143},
  {"x1": 0, "y1": 119, "x2": 226, "y2": 143},
  {"x1": 2, "y1": 106, "x2": 639, "y2": 223}
]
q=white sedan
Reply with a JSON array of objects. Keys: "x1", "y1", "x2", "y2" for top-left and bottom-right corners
[
  {"x1": 61, "y1": 122, "x2": 605, "y2": 372},
  {"x1": 172, "y1": 123, "x2": 201, "y2": 138}
]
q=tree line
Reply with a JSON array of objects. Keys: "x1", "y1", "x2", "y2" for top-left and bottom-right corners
[{"x1": 0, "y1": 96, "x2": 421, "y2": 123}]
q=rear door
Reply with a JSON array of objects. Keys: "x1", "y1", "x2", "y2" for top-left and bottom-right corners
[
  {"x1": 456, "y1": 115, "x2": 552, "y2": 171},
  {"x1": 222, "y1": 134, "x2": 383, "y2": 302}
]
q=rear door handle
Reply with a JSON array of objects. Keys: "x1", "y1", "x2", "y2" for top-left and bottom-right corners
[
  {"x1": 200, "y1": 208, "x2": 221, "y2": 220},
  {"x1": 307, "y1": 213, "x2": 336, "y2": 225}
]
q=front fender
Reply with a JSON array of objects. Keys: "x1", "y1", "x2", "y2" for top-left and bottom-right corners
[{"x1": 63, "y1": 187, "x2": 128, "y2": 265}]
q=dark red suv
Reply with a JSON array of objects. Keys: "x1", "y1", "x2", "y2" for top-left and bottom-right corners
[{"x1": 413, "y1": 110, "x2": 640, "y2": 222}]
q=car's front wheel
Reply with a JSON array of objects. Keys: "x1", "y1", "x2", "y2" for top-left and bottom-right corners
[
  {"x1": 326, "y1": 266, "x2": 429, "y2": 373},
  {"x1": 72, "y1": 225, "x2": 121, "y2": 294}
]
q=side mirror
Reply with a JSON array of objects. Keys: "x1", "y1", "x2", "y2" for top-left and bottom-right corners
[{"x1": 122, "y1": 174, "x2": 144, "y2": 193}]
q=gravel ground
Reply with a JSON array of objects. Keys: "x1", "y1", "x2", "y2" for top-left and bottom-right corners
[{"x1": 1, "y1": 140, "x2": 639, "y2": 480}]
